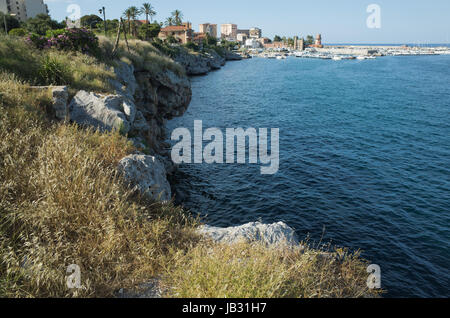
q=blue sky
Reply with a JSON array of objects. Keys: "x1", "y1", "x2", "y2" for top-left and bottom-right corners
[{"x1": 43, "y1": 0, "x2": 450, "y2": 44}]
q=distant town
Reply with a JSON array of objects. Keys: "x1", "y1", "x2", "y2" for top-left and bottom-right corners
[{"x1": 2, "y1": 1, "x2": 449, "y2": 60}]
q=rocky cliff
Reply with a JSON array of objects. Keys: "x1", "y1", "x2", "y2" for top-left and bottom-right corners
[{"x1": 173, "y1": 48, "x2": 242, "y2": 76}]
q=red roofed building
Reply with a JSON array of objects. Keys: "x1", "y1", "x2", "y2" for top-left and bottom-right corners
[
  {"x1": 158, "y1": 23, "x2": 193, "y2": 44},
  {"x1": 193, "y1": 32, "x2": 208, "y2": 44}
]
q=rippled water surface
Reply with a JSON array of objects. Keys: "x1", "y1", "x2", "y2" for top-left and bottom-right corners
[{"x1": 167, "y1": 55, "x2": 450, "y2": 298}]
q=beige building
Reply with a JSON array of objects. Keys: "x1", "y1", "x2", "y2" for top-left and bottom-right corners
[
  {"x1": 249, "y1": 27, "x2": 262, "y2": 39},
  {"x1": 221, "y1": 23, "x2": 237, "y2": 41},
  {"x1": 0, "y1": 0, "x2": 48, "y2": 22},
  {"x1": 199, "y1": 23, "x2": 217, "y2": 38},
  {"x1": 158, "y1": 22, "x2": 193, "y2": 44}
]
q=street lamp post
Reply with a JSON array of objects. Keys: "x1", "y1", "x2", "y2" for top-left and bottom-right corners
[
  {"x1": 99, "y1": 7, "x2": 107, "y2": 36},
  {"x1": 3, "y1": 14, "x2": 7, "y2": 35},
  {"x1": 3, "y1": 13, "x2": 16, "y2": 35}
]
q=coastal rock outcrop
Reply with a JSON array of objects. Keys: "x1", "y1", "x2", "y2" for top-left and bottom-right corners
[
  {"x1": 69, "y1": 91, "x2": 132, "y2": 134},
  {"x1": 118, "y1": 154, "x2": 172, "y2": 202},
  {"x1": 133, "y1": 69, "x2": 191, "y2": 154},
  {"x1": 110, "y1": 61, "x2": 138, "y2": 102},
  {"x1": 204, "y1": 48, "x2": 226, "y2": 70},
  {"x1": 174, "y1": 52, "x2": 209, "y2": 75},
  {"x1": 198, "y1": 222, "x2": 299, "y2": 246},
  {"x1": 224, "y1": 51, "x2": 243, "y2": 61},
  {"x1": 173, "y1": 48, "x2": 231, "y2": 76}
]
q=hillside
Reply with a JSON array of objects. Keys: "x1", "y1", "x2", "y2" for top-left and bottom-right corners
[{"x1": 0, "y1": 33, "x2": 379, "y2": 298}]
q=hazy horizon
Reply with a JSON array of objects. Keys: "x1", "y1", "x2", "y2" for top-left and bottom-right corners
[{"x1": 43, "y1": 0, "x2": 450, "y2": 44}]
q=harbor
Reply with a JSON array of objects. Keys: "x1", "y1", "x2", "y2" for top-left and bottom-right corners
[{"x1": 247, "y1": 45, "x2": 450, "y2": 61}]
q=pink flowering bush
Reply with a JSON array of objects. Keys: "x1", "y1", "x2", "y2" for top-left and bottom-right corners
[{"x1": 26, "y1": 28, "x2": 99, "y2": 55}]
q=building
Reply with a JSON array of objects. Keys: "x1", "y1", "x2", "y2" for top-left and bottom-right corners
[
  {"x1": 237, "y1": 29, "x2": 250, "y2": 37},
  {"x1": 310, "y1": 34, "x2": 324, "y2": 48},
  {"x1": 193, "y1": 32, "x2": 207, "y2": 45},
  {"x1": 263, "y1": 41, "x2": 289, "y2": 50},
  {"x1": 293, "y1": 36, "x2": 305, "y2": 51},
  {"x1": 221, "y1": 23, "x2": 237, "y2": 41},
  {"x1": 0, "y1": 0, "x2": 48, "y2": 22},
  {"x1": 199, "y1": 23, "x2": 217, "y2": 38},
  {"x1": 245, "y1": 38, "x2": 262, "y2": 49},
  {"x1": 158, "y1": 22, "x2": 193, "y2": 44},
  {"x1": 258, "y1": 37, "x2": 271, "y2": 45},
  {"x1": 236, "y1": 33, "x2": 248, "y2": 43},
  {"x1": 249, "y1": 27, "x2": 262, "y2": 39}
]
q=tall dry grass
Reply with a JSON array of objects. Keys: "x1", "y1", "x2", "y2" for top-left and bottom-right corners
[
  {"x1": 0, "y1": 75, "x2": 198, "y2": 297},
  {"x1": 164, "y1": 241, "x2": 380, "y2": 298},
  {"x1": 98, "y1": 36, "x2": 185, "y2": 77}
]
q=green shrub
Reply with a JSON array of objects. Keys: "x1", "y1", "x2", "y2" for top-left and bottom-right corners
[
  {"x1": 28, "y1": 28, "x2": 100, "y2": 56},
  {"x1": 45, "y1": 28, "x2": 65, "y2": 38},
  {"x1": 38, "y1": 55, "x2": 72, "y2": 85},
  {"x1": 184, "y1": 41, "x2": 200, "y2": 52},
  {"x1": 8, "y1": 28, "x2": 27, "y2": 37},
  {"x1": 138, "y1": 23, "x2": 161, "y2": 41}
]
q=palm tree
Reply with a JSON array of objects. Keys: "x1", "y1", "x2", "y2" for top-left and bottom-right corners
[
  {"x1": 123, "y1": 6, "x2": 141, "y2": 36},
  {"x1": 171, "y1": 10, "x2": 183, "y2": 26},
  {"x1": 165, "y1": 17, "x2": 174, "y2": 27},
  {"x1": 142, "y1": 3, "x2": 156, "y2": 23},
  {"x1": 123, "y1": 8, "x2": 133, "y2": 35}
]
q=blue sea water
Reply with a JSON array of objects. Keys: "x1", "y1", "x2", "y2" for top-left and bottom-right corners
[{"x1": 167, "y1": 55, "x2": 450, "y2": 298}]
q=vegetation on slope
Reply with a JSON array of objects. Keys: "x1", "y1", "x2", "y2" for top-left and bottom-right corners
[{"x1": 0, "y1": 34, "x2": 380, "y2": 298}]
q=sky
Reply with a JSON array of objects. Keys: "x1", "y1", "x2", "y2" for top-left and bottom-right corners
[{"x1": 43, "y1": 0, "x2": 450, "y2": 44}]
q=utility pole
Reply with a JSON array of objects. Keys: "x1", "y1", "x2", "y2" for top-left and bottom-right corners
[{"x1": 99, "y1": 7, "x2": 107, "y2": 36}]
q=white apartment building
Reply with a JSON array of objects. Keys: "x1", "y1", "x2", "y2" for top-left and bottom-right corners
[
  {"x1": 0, "y1": 0, "x2": 48, "y2": 22},
  {"x1": 221, "y1": 23, "x2": 237, "y2": 41}
]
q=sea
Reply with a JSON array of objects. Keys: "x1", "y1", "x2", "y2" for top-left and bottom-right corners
[{"x1": 167, "y1": 54, "x2": 450, "y2": 298}]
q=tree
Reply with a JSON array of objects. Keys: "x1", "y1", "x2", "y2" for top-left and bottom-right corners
[
  {"x1": 204, "y1": 33, "x2": 217, "y2": 46},
  {"x1": 305, "y1": 35, "x2": 314, "y2": 45},
  {"x1": 25, "y1": 14, "x2": 63, "y2": 35},
  {"x1": 138, "y1": 22, "x2": 160, "y2": 41},
  {"x1": 288, "y1": 37, "x2": 294, "y2": 46},
  {"x1": 0, "y1": 12, "x2": 20, "y2": 34},
  {"x1": 80, "y1": 15, "x2": 103, "y2": 29},
  {"x1": 95, "y1": 19, "x2": 119, "y2": 34},
  {"x1": 123, "y1": 6, "x2": 141, "y2": 36},
  {"x1": 165, "y1": 17, "x2": 174, "y2": 27},
  {"x1": 273, "y1": 35, "x2": 282, "y2": 42},
  {"x1": 141, "y1": 3, "x2": 156, "y2": 23},
  {"x1": 171, "y1": 10, "x2": 183, "y2": 26}
]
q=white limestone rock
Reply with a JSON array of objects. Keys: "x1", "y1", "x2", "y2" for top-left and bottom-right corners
[
  {"x1": 51, "y1": 86, "x2": 69, "y2": 121},
  {"x1": 110, "y1": 61, "x2": 137, "y2": 102},
  {"x1": 69, "y1": 91, "x2": 131, "y2": 134},
  {"x1": 198, "y1": 222, "x2": 299, "y2": 246},
  {"x1": 118, "y1": 154, "x2": 171, "y2": 202}
]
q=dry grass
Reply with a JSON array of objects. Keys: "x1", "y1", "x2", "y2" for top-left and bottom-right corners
[
  {"x1": 0, "y1": 35, "x2": 115, "y2": 93},
  {"x1": 164, "y1": 241, "x2": 381, "y2": 298},
  {"x1": 98, "y1": 36, "x2": 185, "y2": 77},
  {"x1": 0, "y1": 76, "x2": 199, "y2": 297}
]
